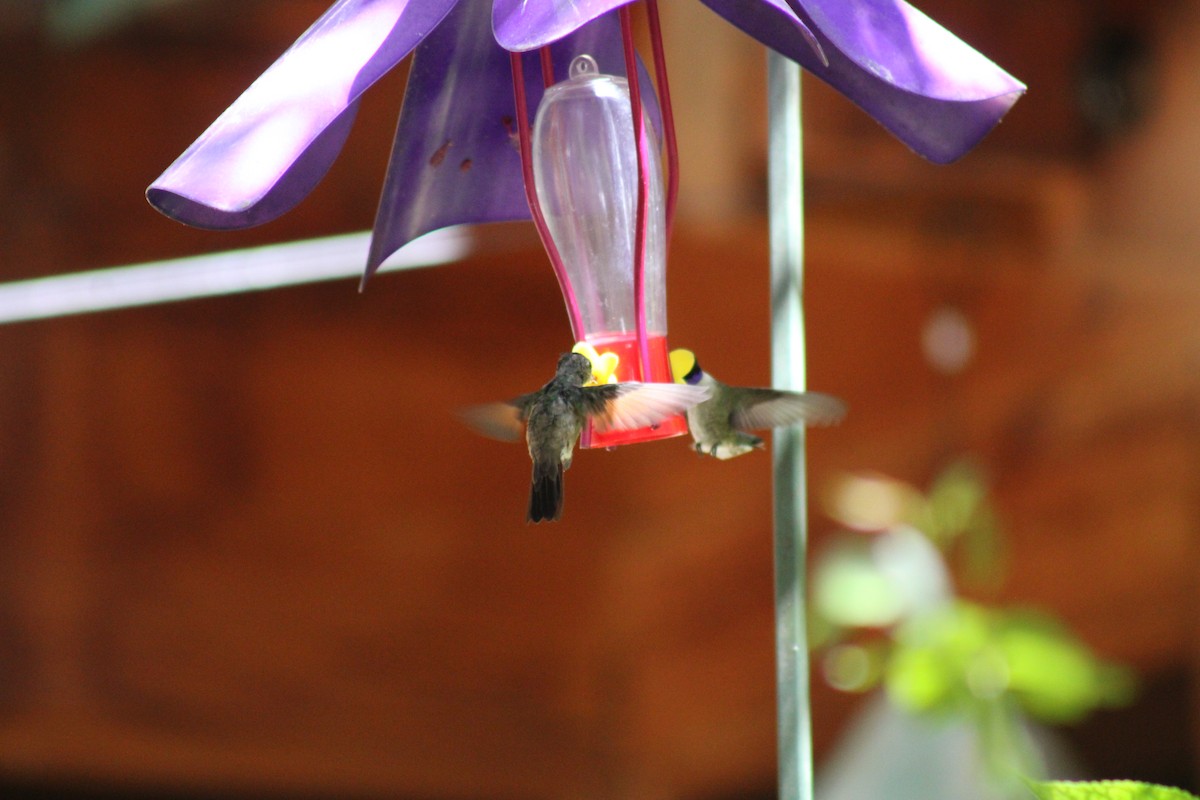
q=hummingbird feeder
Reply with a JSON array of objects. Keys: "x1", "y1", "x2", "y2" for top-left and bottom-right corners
[{"x1": 513, "y1": 8, "x2": 684, "y2": 449}]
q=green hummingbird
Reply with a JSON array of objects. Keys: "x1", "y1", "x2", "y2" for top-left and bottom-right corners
[
  {"x1": 669, "y1": 349, "x2": 846, "y2": 460},
  {"x1": 464, "y1": 352, "x2": 710, "y2": 522}
]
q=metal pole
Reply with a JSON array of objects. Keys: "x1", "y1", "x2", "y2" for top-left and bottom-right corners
[{"x1": 768, "y1": 50, "x2": 812, "y2": 800}]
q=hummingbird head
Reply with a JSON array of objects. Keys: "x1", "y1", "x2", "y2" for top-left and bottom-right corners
[
  {"x1": 556, "y1": 351, "x2": 595, "y2": 384},
  {"x1": 669, "y1": 349, "x2": 704, "y2": 386}
]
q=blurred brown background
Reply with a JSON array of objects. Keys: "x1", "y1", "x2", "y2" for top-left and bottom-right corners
[{"x1": 0, "y1": 0, "x2": 1195, "y2": 797}]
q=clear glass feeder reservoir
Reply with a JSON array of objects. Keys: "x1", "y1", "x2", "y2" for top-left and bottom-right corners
[{"x1": 532, "y1": 54, "x2": 685, "y2": 448}]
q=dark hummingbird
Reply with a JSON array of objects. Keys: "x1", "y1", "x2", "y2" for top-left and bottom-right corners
[
  {"x1": 464, "y1": 352, "x2": 710, "y2": 522},
  {"x1": 669, "y1": 349, "x2": 846, "y2": 460}
]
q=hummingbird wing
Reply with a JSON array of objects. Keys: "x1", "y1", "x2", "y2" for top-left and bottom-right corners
[
  {"x1": 458, "y1": 392, "x2": 538, "y2": 442},
  {"x1": 586, "y1": 382, "x2": 710, "y2": 432},
  {"x1": 731, "y1": 388, "x2": 847, "y2": 431}
]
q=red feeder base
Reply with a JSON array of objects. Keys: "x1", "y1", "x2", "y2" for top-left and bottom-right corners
[{"x1": 579, "y1": 332, "x2": 688, "y2": 449}]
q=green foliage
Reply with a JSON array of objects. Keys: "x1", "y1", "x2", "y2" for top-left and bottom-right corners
[
  {"x1": 824, "y1": 460, "x2": 1005, "y2": 587},
  {"x1": 997, "y1": 612, "x2": 1136, "y2": 722},
  {"x1": 920, "y1": 460, "x2": 992, "y2": 545},
  {"x1": 1028, "y1": 780, "x2": 1200, "y2": 800},
  {"x1": 813, "y1": 537, "x2": 910, "y2": 628},
  {"x1": 922, "y1": 460, "x2": 1006, "y2": 587},
  {"x1": 885, "y1": 601, "x2": 994, "y2": 713},
  {"x1": 885, "y1": 602, "x2": 1133, "y2": 723},
  {"x1": 813, "y1": 460, "x2": 1139, "y2": 795}
]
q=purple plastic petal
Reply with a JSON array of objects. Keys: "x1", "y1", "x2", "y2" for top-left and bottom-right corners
[
  {"x1": 704, "y1": 0, "x2": 1025, "y2": 163},
  {"x1": 492, "y1": 0, "x2": 637, "y2": 52},
  {"x1": 365, "y1": 6, "x2": 661, "y2": 280},
  {"x1": 146, "y1": 0, "x2": 458, "y2": 229}
]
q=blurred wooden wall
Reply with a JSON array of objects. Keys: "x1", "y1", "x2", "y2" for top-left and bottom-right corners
[{"x1": 0, "y1": 1, "x2": 1196, "y2": 797}]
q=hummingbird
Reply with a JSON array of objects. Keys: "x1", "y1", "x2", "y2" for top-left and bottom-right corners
[
  {"x1": 463, "y1": 352, "x2": 710, "y2": 522},
  {"x1": 669, "y1": 349, "x2": 846, "y2": 460}
]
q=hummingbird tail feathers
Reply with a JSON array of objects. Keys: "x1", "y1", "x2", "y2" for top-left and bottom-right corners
[{"x1": 528, "y1": 460, "x2": 564, "y2": 523}]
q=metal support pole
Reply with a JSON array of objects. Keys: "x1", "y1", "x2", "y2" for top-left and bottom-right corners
[{"x1": 768, "y1": 50, "x2": 812, "y2": 800}]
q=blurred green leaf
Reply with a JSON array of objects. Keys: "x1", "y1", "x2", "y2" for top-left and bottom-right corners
[
  {"x1": 814, "y1": 540, "x2": 905, "y2": 627},
  {"x1": 921, "y1": 460, "x2": 1007, "y2": 586},
  {"x1": 822, "y1": 642, "x2": 887, "y2": 692},
  {"x1": 885, "y1": 646, "x2": 954, "y2": 711},
  {"x1": 814, "y1": 461, "x2": 1136, "y2": 737},
  {"x1": 807, "y1": 604, "x2": 841, "y2": 651},
  {"x1": 924, "y1": 461, "x2": 988, "y2": 544},
  {"x1": 885, "y1": 603, "x2": 990, "y2": 713},
  {"x1": 1028, "y1": 780, "x2": 1200, "y2": 800},
  {"x1": 998, "y1": 613, "x2": 1135, "y2": 722},
  {"x1": 881, "y1": 602, "x2": 1132, "y2": 723},
  {"x1": 960, "y1": 502, "x2": 1006, "y2": 589}
]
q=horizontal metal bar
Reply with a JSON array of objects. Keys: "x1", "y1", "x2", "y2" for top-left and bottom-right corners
[{"x1": 0, "y1": 227, "x2": 472, "y2": 325}]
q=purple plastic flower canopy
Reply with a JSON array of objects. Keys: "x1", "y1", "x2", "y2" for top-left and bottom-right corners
[
  {"x1": 365, "y1": 2, "x2": 662, "y2": 282},
  {"x1": 147, "y1": 0, "x2": 1024, "y2": 271},
  {"x1": 147, "y1": 0, "x2": 456, "y2": 230}
]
